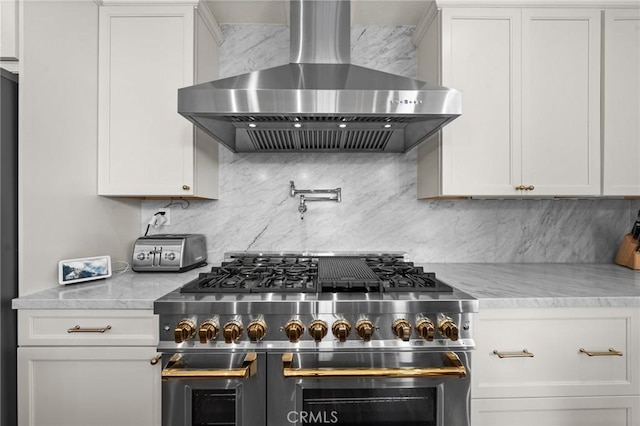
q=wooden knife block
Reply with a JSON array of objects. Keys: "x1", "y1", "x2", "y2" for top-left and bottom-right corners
[{"x1": 614, "y1": 234, "x2": 640, "y2": 270}]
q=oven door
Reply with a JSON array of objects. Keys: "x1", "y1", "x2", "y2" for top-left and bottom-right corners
[
  {"x1": 162, "y1": 351, "x2": 265, "y2": 426},
  {"x1": 267, "y1": 351, "x2": 471, "y2": 426}
]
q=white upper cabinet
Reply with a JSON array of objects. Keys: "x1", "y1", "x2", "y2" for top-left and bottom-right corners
[
  {"x1": 603, "y1": 8, "x2": 640, "y2": 196},
  {"x1": 0, "y1": 0, "x2": 19, "y2": 69},
  {"x1": 419, "y1": 8, "x2": 522, "y2": 197},
  {"x1": 98, "y1": 2, "x2": 221, "y2": 199},
  {"x1": 520, "y1": 9, "x2": 601, "y2": 197},
  {"x1": 417, "y1": 6, "x2": 602, "y2": 198}
]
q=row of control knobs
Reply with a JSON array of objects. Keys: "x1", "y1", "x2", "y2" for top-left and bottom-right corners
[{"x1": 174, "y1": 316, "x2": 459, "y2": 344}]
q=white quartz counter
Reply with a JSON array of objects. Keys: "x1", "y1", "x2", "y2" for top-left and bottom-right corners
[{"x1": 12, "y1": 263, "x2": 640, "y2": 310}]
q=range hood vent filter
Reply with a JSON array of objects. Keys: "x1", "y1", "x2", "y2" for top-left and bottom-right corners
[{"x1": 247, "y1": 129, "x2": 393, "y2": 151}]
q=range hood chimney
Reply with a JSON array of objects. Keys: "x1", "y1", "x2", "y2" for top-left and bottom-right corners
[{"x1": 178, "y1": 0, "x2": 461, "y2": 153}]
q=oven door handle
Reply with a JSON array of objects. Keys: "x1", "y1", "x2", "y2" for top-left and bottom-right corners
[
  {"x1": 281, "y1": 352, "x2": 467, "y2": 379},
  {"x1": 161, "y1": 352, "x2": 258, "y2": 380}
]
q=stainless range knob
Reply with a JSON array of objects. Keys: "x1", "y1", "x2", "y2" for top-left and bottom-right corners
[
  {"x1": 174, "y1": 319, "x2": 196, "y2": 343},
  {"x1": 332, "y1": 319, "x2": 351, "y2": 342},
  {"x1": 247, "y1": 319, "x2": 268, "y2": 342},
  {"x1": 355, "y1": 319, "x2": 374, "y2": 342},
  {"x1": 416, "y1": 317, "x2": 435, "y2": 341},
  {"x1": 199, "y1": 319, "x2": 219, "y2": 344},
  {"x1": 392, "y1": 318, "x2": 412, "y2": 341},
  {"x1": 309, "y1": 319, "x2": 328, "y2": 342},
  {"x1": 223, "y1": 320, "x2": 243, "y2": 344},
  {"x1": 438, "y1": 316, "x2": 459, "y2": 341},
  {"x1": 284, "y1": 319, "x2": 305, "y2": 343}
]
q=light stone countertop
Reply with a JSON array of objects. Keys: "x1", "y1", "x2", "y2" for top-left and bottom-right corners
[
  {"x1": 425, "y1": 263, "x2": 640, "y2": 308},
  {"x1": 11, "y1": 266, "x2": 209, "y2": 310},
  {"x1": 12, "y1": 263, "x2": 640, "y2": 310}
]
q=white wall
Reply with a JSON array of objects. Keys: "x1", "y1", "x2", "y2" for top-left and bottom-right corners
[{"x1": 19, "y1": 1, "x2": 140, "y2": 295}]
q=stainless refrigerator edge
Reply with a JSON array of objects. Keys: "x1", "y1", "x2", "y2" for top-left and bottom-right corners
[{"x1": 0, "y1": 67, "x2": 18, "y2": 425}]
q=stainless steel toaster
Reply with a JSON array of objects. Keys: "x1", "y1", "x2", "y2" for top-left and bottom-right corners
[{"x1": 132, "y1": 234, "x2": 207, "y2": 272}]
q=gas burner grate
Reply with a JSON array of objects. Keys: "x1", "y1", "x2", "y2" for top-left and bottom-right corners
[
  {"x1": 178, "y1": 254, "x2": 453, "y2": 294},
  {"x1": 381, "y1": 272, "x2": 453, "y2": 293},
  {"x1": 180, "y1": 270, "x2": 253, "y2": 293},
  {"x1": 251, "y1": 275, "x2": 317, "y2": 293}
]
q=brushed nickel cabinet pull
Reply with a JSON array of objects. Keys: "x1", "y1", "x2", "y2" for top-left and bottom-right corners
[
  {"x1": 515, "y1": 185, "x2": 526, "y2": 190},
  {"x1": 150, "y1": 354, "x2": 162, "y2": 365},
  {"x1": 182, "y1": 184, "x2": 190, "y2": 190},
  {"x1": 493, "y1": 349, "x2": 534, "y2": 358},
  {"x1": 579, "y1": 347, "x2": 623, "y2": 357},
  {"x1": 67, "y1": 325, "x2": 112, "y2": 333},
  {"x1": 525, "y1": 185, "x2": 535, "y2": 191}
]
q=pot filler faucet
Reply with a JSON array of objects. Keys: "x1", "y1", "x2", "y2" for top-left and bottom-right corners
[{"x1": 290, "y1": 181, "x2": 341, "y2": 220}]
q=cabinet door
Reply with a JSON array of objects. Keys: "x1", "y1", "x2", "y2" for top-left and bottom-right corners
[
  {"x1": 98, "y1": 6, "x2": 197, "y2": 197},
  {"x1": 473, "y1": 308, "x2": 639, "y2": 399},
  {"x1": 192, "y1": 7, "x2": 220, "y2": 200},
  {"x1": 472, "y1": 396, "x2": 640, "y2": 426},
  {"x1": 603, "y1": 9, "x2": 640, "y2": 196},
  {"x1": 0, "y1": 0, "x2": 19, "y2": 62},
  {"x1": 18, "y1": 347, "x2": 161, "y2": 426},
  {"x1": 521, "y1": 9, "x2": 601, "y2": 196},
  {"x1": 440, "y1": 8, "x2": 522, "y2": 196}
]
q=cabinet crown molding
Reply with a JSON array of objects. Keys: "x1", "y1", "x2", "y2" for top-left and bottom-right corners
[
  {"x1": 413, "y1": 1, "x2": 439, "y2": 45},
  {"x1": 430, "y1": 0, "x2": 639, "y2": 7},
  {"x1": 196, "y1": 1, "x2": 224, "y2": 46},
  {"x1": 94, "y1": 0, "x2": 223, "y2": 45},
  {"x1": 96, "y1": 0, "x2": 199, "y2": 5}
]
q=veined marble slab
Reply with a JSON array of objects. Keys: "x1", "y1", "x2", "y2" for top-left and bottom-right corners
[
  {"x1": 426, "y1": 263, "x2": 640, "y2": 309},
  {"x1": 143, "y1": 24, "x2": 635, "y2": 265},
  {"x1": 12, "y1": 264, "x2": 640, "y2": 310},
  {"x1": 11, "y1": 267, "x2": 208, "y2": 310}
]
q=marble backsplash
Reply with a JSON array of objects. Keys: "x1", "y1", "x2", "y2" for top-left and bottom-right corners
[{"x1": 141, "y1": 24, "x2": 637, "y2": 264}]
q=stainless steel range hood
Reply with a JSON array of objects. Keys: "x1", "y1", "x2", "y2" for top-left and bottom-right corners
[{"x1": 178, "y1": 0, "x2": 461, "y2": 153}]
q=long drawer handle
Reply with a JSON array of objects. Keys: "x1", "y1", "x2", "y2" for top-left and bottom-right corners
[
  {"x1": 281, "y1": 352, "x2": 466, "y2": 379},
  {"x1": 493, "y1": 349, "x2": 534, "y2": 358},
  {"x1": 162, "y1": 353, "x2": 257, "y2": 380},
  {"x1": 579, "y1": 347, "x2": 623, "y2": 357},
  {"x1": 67, "y1": 325, "x2": 112, "y2": 333}
]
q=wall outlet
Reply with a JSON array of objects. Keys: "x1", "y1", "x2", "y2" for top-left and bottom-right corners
[{"x1": 158, "y1": 208, "x2": 170, "y2": 225}]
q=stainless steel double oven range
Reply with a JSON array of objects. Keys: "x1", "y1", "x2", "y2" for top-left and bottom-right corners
[{"x1": 154, "y1": 252, "x2": 478, "y2": 426}]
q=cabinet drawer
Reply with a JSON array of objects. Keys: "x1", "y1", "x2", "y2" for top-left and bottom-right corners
[
  {"x1": 18, "y1": 310, "x2": 158, "y2": 346},
  {"x1": 472, "y1": 396, "x2": 640, "y2": 426},
  {"x1": 472, "y1": 307, "x2": 639, "y2": 398}
]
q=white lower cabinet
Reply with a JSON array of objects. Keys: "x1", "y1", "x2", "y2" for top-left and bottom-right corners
[
  {"x1": 17, "y1": 310, "x2": 161, "y2": 426},
  {"x1": 18, "y1": 347, "x2": 161, "y2": 426},
  {"x1": 472, "y1": 396, "x2": 640, "y2": 426},
  {"x1": 471, "y1": 307, "x2": 640, "y2": 425}
]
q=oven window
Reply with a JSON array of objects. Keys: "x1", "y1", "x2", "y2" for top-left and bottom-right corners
[
  {"x1": 302, "y1": 388, "x2": 437, "y2": 426},
  {"x1": 192, "y1": 389, "x2": 235, "y2": 426}
]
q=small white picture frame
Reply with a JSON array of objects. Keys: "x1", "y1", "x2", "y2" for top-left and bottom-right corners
[{"x1": 58, "y1": 255, "x2": 112, "y2": 285}]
